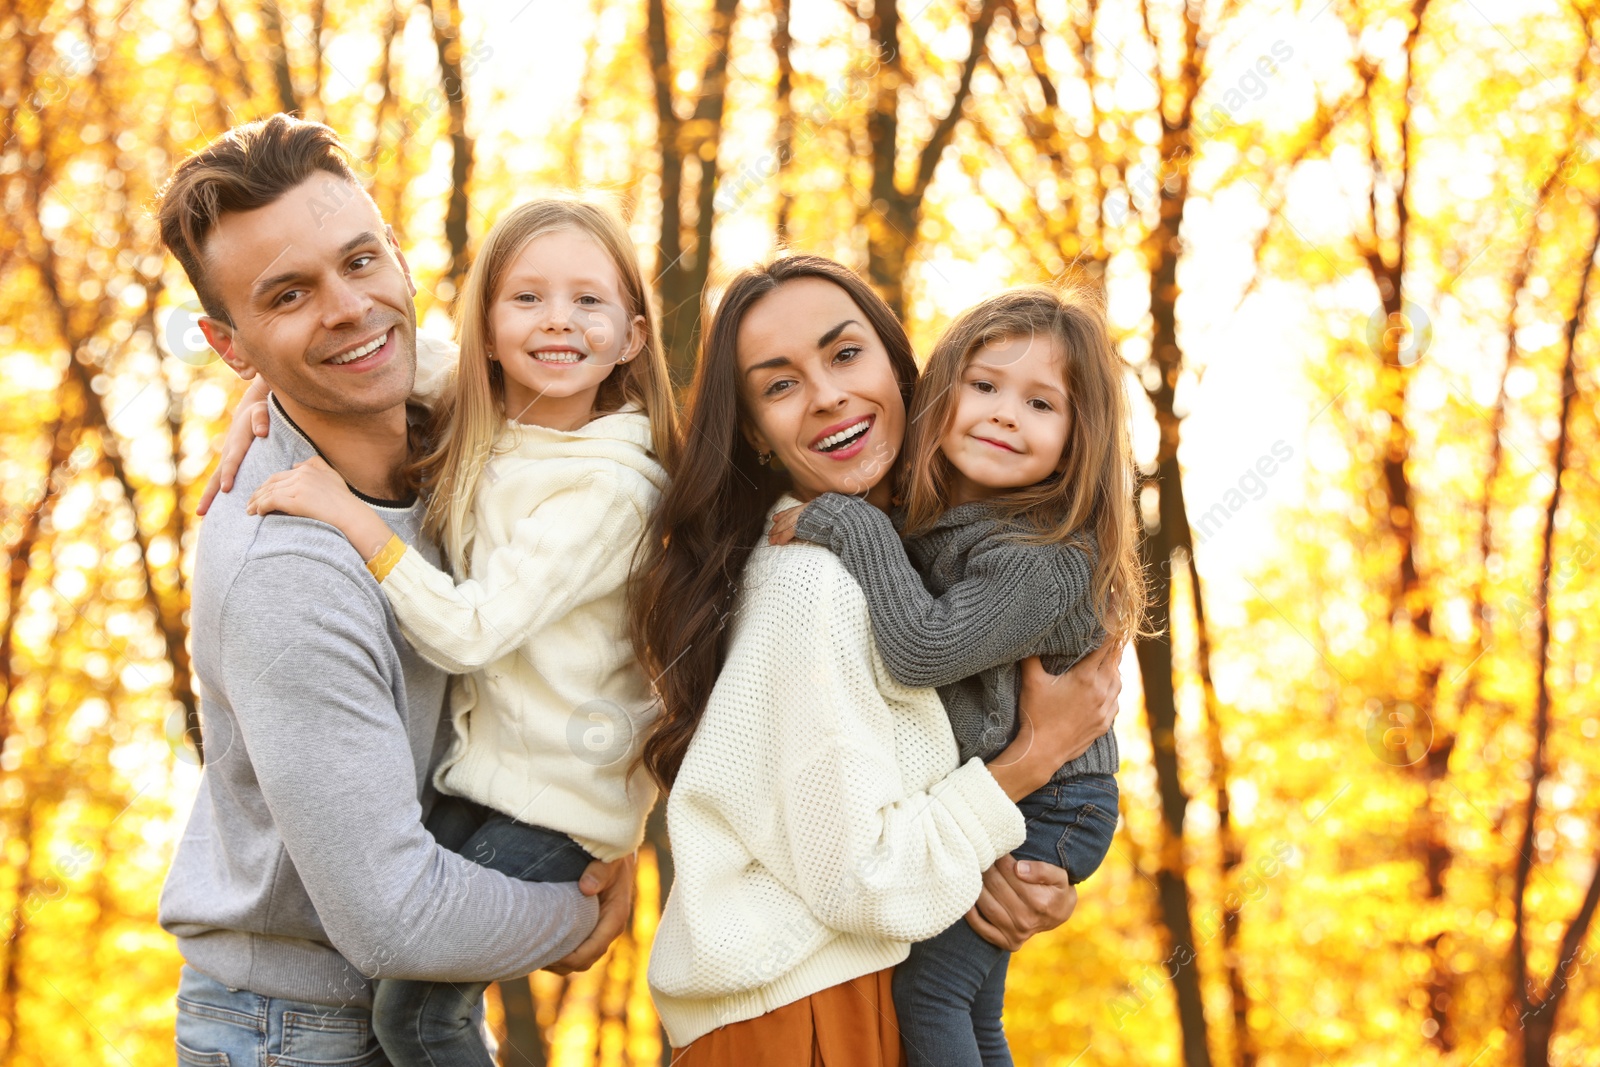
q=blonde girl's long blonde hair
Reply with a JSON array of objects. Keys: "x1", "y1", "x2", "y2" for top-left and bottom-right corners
[
  {"x1": 898, "y1": 285, "x2": 1148, "y2": 644},
  {"x1": 414, "y1": 198, "x2": 680, "y2": 574}
]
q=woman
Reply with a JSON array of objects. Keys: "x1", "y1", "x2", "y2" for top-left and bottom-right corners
[{"x1": 631, "y1": 256, "x2": 1124, "y2": 1063}]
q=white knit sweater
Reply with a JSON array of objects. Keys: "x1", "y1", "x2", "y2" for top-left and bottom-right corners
[
  {"x1": 379, "y1": 408, "x2": 666, "y2": 862},
  {"x1": 647, "y1": 495, "x2": 1027, "y2": 1049}
]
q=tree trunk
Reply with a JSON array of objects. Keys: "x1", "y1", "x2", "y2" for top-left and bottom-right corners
[
  {"x1": 308, "y1": 0, "x2": 327, "y2": 119},
  {"x1": 1134, "y1": 469, "x2": 1213, "y2": 1067},
  {"x1": 0, "y1": 802, "x2": 37, "y2": 1060},
  {"x1": 208, "y1": 0, "x2": 257, "y2": 105},
  {"x1": 773, "y1": 0, "x2": 794, "y2": 243},
  {"x1": 865, "y1": 0, "x2": 906, "y2": 315},
  {"x1": 497, "y1": 977, "x2": 547, "y2": 1066},
  {"x1": 1132, "y1": 1, "x2": 1213, "y2": 1061},
  {"x1": 647, "y1": 0, "x2": 739, "y2": 388},
  {"x1": 257, "y1": 0, "x2": 300, "y2": 114},
  {"x1": 367, "y1": 0, "x2": 400, "y2": 157},
  {"x1": 12, "y1": 24, "x2": 202, "y2": 762},
  {"x1": 1349, "y1": 2, "x2": 1454, "y2": 1046},
  {"x1": 864, "y1": 0, "x2": 996, "y2": 318},
  {"x1": 645, "y1": 799, "x2": 673, "y2": 1066},
  {"x1": 1510, "y1": 208, "x2": 1600, "y2": 1067},
  {"x1": 426, "y1": 0, "x2": 474, "y2": 301},
  {"x1": 1186, "y1": 548, "x2": 1254, "y2": 1067}
]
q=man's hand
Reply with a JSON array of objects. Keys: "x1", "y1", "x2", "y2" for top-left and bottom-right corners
[
  {"x1": 545, "y1": 853, "x2": 636, "y2": 975},
  {"x1": 964, "y1": 855, "x2": 1078, "y2": 952}
]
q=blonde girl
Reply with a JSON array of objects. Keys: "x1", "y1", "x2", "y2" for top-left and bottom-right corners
[
  {"x1": 245, "y1": 198, "x2": 677, "y2": 1067},
  {"x1": 769, "y1": 285, "x2": 1144, "y2": 1067}
]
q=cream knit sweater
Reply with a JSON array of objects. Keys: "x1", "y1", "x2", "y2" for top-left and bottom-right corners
[
  {"x1": 647, "y1": 495, "x2": 1027, "y2": 1049},
  {"x1": 378, "y1": 408, "x2": 666, "y2": 862}
]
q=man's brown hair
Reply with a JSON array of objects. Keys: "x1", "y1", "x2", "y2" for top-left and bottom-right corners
[{"x1": 156, "y1": 113, "x2": 360, "y2": 323}]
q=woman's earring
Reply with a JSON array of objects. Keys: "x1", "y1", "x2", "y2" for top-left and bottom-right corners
[{"x1": 757, "y1": 449, "x2": 774, "y2": 466}]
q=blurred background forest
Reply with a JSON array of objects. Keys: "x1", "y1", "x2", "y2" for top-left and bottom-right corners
[{"x1": 2, "y1": 0, "x2": 1599, "y2": 1063}]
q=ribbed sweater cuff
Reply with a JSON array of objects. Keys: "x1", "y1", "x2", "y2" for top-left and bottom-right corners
[
  {"x1": 792, "y1": 492, "x2": 865, "y2": 549},
  {"x1": 930, "y1": 758, "x2": 1027, "y2": 867},
  {"x1": 380, "y1": 543, "x2": 433, "y2": 606},
  {"x1": 1053, "y1": 729, "x2": 1120, "y2": 780}
]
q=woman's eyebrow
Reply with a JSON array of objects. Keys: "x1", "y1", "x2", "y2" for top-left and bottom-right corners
[
  {"x1": 817, "y1": 319, "x2": 859, "y2": 347},
  {"x1": 744, "y1": 354, "x2": 792, "y2": 375}
]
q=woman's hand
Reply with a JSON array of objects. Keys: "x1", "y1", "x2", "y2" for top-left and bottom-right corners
[
  {"x1": 545, "y1": 853, "x2": 636, "y2": 974},
  {"x1": 986, "y1": 642, "x2": 1124, "y2": 800},
  {"x1": 198, "y1": 377, "x2": 272, "y2": 515},
  {"x1": 965, "y1": 854, "x2": 1078, "y2": 951},
  {"x1": 245, "y1": 457, "x2": 394, "y2": 560}
]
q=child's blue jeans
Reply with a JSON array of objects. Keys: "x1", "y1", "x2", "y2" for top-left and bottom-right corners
[
  {"x1": 892, "y1": 773, "x2": 1118, "y2": 1067},
  {"x1": 371, "y1": 794, "x2": 594, "y2": 1067}
]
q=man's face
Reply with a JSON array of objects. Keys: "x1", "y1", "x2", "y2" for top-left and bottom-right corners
[{"x1": 198, "y1": 175, "x2": 418, "y2": 418}]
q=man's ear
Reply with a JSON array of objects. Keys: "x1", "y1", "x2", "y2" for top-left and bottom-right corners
[
  {"x1": 387, "y1": 224, "x2": 416, "y2": 298},
  {"x1": 199, "y1": 317, "x2": 257, "y2": 381}
]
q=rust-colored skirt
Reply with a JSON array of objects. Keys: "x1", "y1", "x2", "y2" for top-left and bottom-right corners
[{"x1": 670, "y1": 968, "x2": 907, "y2": 1066}]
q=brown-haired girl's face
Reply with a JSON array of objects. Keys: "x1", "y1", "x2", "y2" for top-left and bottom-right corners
[
  {"x1": 735, "y1": 277, "x2": 906, "y2": 502},
  {"x1": 938, "y1": 332, "x2": 1072, "y2": 506}
]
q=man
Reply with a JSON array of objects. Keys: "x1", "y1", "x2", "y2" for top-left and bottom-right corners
[{"x1": 156, "y1": 114, "x2": 631, "y2": 1063}]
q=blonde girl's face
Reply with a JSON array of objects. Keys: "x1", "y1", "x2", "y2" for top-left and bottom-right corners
[
  {"x1": 938, "y1": 331, "x2": 1072, "y2": 506},
  {"x1": 488, "y1": 228, "x2": 645, "y2": 428}
]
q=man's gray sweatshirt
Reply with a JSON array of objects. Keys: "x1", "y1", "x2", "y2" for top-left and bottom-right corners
[
  {"x1": 793, "y1": 493, "x2": 1117, "y2": 783},
  {"x1": 158, "y1": 397, "x2": 597, "y2": 1008}
]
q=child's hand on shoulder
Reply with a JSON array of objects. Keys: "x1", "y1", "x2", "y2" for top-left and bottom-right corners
[
  {"x1": 247, "y1": 456, "x2": 363, "y2": 528},
  {"x1": 769, "y1": 504, "x2": 805, "y2": 545}
]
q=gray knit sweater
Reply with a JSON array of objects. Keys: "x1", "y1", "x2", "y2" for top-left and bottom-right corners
[{"x1": 792, "y1": 493, "x2": 1116, "y2": 782}]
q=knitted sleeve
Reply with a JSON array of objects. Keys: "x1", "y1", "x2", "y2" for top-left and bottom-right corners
[
  {"x1": 749, "y1": 549, "x2": 1025, "y2": 943},
  {"x1": 379, "y1": 470, "x2": 643, "y2": 674},
  {"x1": 791, "y1": 492, "x2": 1092, "y2": 687}
]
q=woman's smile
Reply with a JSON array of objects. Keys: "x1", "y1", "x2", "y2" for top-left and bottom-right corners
[{"x1": 810, "y1": 414, "x2": 875, "y2": 458}]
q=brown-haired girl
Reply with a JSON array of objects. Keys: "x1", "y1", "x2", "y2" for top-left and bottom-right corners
[
  {"x1": 767, "y1": 285, "x2": 1145, "y2": 1067},
  {"x1": 244, "y1": 198, "x2": 677, "y2": 1066},
  {"x1": 632, "y1": 258, "x2": 1123, "y2": 1065}
]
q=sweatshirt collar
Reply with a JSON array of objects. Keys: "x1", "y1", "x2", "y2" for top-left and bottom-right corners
[
  {"x1": 501, "y1": 404, "x2": 653, "y2": 447},
  {"x1": 269, "y1": 394, "x2": 417, "y2": 510}
]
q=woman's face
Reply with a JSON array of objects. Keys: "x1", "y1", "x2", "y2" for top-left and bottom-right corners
[{"x1": 735, "y1": 277, "x2": 906, "y2": 503}]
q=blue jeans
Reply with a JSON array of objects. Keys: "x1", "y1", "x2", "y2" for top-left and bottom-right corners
[
  {"x1": 371, "y1": 794, "x2": 595, "y2": 1067},
  {"x1": 175, "y1": 964, "x2": 391, "y2": 1066},
  {"x1": 893, "y1": 773, "x2": 1118, "y2": 1067}
]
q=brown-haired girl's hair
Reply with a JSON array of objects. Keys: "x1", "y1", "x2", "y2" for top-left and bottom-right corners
[
  {"x1": 415, "y1": 197, "x2": 680, "y2": 575},
  {"x1": 631, "y1": 255, "x2": 918, "y2": 792},
  {"x1": 156, "y1": 113, "x2": 360, "y2": 323},
  {"x1": 899, "y1": 285, "x2": 1147, "y2": 644}
]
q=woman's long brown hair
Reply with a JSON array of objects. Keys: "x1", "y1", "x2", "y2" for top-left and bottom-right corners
[
  {"x1": 630, "y1": 255, "x2": 918, "y2": 792},
  {"x1": 898, "y1": 285, "x2": 1148, "y2": 643}
]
